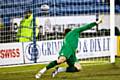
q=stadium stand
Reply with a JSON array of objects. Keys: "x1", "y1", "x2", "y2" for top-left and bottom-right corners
[
  {"x1": 0, "y1": 0, "x2": 112, "y2": 17},
  {"x1": 0, "y1": 0, "x2": 120, "y2": 42},
  {"x1": 0, "y1": 0, "x2": 120, "y2": 17}
]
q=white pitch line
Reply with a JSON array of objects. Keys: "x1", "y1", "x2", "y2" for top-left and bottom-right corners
[
  {"x1": 0, "y1": 62, "x2": 49, "y2": 68},
  {"x1": 1, "y1": 69, "x2": 36, "y2": 74}
]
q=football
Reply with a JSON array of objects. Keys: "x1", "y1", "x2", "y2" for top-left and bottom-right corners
[{"x1": 40, "y1": 4, "x2": 50, "y2": 11}]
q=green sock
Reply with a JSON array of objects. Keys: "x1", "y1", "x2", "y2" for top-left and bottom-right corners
[{"x1": 46, "y1": 60, "x2": 58, "y2": 70}]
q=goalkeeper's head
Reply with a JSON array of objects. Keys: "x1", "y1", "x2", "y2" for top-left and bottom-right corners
[{"x1": 64, "y1": 28, "x2": 71, "y2": 36}]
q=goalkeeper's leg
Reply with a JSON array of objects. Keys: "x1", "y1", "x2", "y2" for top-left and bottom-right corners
[
  {"x1": 35, "y1": 56, "x2": 66, "y2": 79},
  {"x1": 52, "y1": 62, "x2": 82, "y2": 78}
]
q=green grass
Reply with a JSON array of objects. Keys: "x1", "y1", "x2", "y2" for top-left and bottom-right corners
[{"x1": 0, "y1": 58, "x2": 120, "y2": 80}]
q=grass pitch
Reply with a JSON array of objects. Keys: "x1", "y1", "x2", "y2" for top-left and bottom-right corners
[{"x1": 0, "y1": 58, "x2": 120, "y2": 80}]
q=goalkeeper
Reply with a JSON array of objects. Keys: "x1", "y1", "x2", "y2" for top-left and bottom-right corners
[{"x1": 35, "y1": 18, "x2": 102, "y2": 79}]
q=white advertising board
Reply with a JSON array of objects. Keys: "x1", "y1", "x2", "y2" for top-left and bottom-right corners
[
  {"x1": 0, "y1": 43, "x2": 24, "y2": 65},
  {"x1": 38, "y1": 15, "x2": 96, "y2": 32},
  {"x1": 23, "y1": 37, "x2": 116, "y2": 63},
  {"x1": 77, "y1": 37, "x2": 111, "y2": 59},
  {"x1": 23, "y1": 40, "x2": 62, "y2": 63},
  {"x1": 13, "y1": 15, "x2": 110, "y2": 34}
]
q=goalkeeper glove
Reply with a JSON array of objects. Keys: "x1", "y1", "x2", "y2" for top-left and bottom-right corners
[{"x1": 96, "y1": 17, "x2": 103, "y2": 24}]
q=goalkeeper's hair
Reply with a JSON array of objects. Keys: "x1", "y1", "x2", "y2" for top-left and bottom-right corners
[{"x1": 64, "y1": 28, "x2": 71, "y2": 36}]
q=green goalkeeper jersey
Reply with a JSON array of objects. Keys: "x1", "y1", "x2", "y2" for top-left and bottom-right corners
[{"x1": 59, "y1": 22, "x2": 97, "y2": 59}]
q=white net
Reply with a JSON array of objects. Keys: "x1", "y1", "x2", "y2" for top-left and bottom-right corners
[
  {"x1": 37, "y1": 0, "x2": 113, "y2": 64},
  {"x1": 0, "y1": 0, "x2": 116, "y2": 64},
  {"x1": 0, "y1": 0, "x2": 112, "y2": 41}
]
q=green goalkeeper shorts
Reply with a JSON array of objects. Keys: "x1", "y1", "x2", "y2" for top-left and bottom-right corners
[
  {"x1": 59, "y1": 45, "x2": 78, "y2": 66},
  {"x1": 66, "y1": 53, "x2": 78, "y2": 66}
]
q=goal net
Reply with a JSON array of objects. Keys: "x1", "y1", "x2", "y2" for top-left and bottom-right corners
[
  {"x1": 0, "y1": 0, "x2": 115, "y2": 65},
  {"x1": 37, "y1": 0, "x2": 115, "y2": 64}
]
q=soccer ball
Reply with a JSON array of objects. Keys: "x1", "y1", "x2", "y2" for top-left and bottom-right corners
[{"x1": 40, "y1": 4, "x2": 50, "y2": 11}]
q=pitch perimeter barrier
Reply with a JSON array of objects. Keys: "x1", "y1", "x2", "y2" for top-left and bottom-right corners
[{"x1": 0, "y1": 36, "x2": 117, "y2": 66}]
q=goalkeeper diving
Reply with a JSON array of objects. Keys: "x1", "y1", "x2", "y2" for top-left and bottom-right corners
[{"x1": 35, "y1": 18, "x2": 103, "y2": 79}]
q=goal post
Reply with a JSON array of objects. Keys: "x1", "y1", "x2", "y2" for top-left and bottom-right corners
[{"x1": 110, "y1": 0, "x2": 115, "y2": 63}]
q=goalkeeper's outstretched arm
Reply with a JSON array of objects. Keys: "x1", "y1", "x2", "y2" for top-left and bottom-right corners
[{"x1": 74, "y1": 18, "x2": 103, "y2": 33}]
